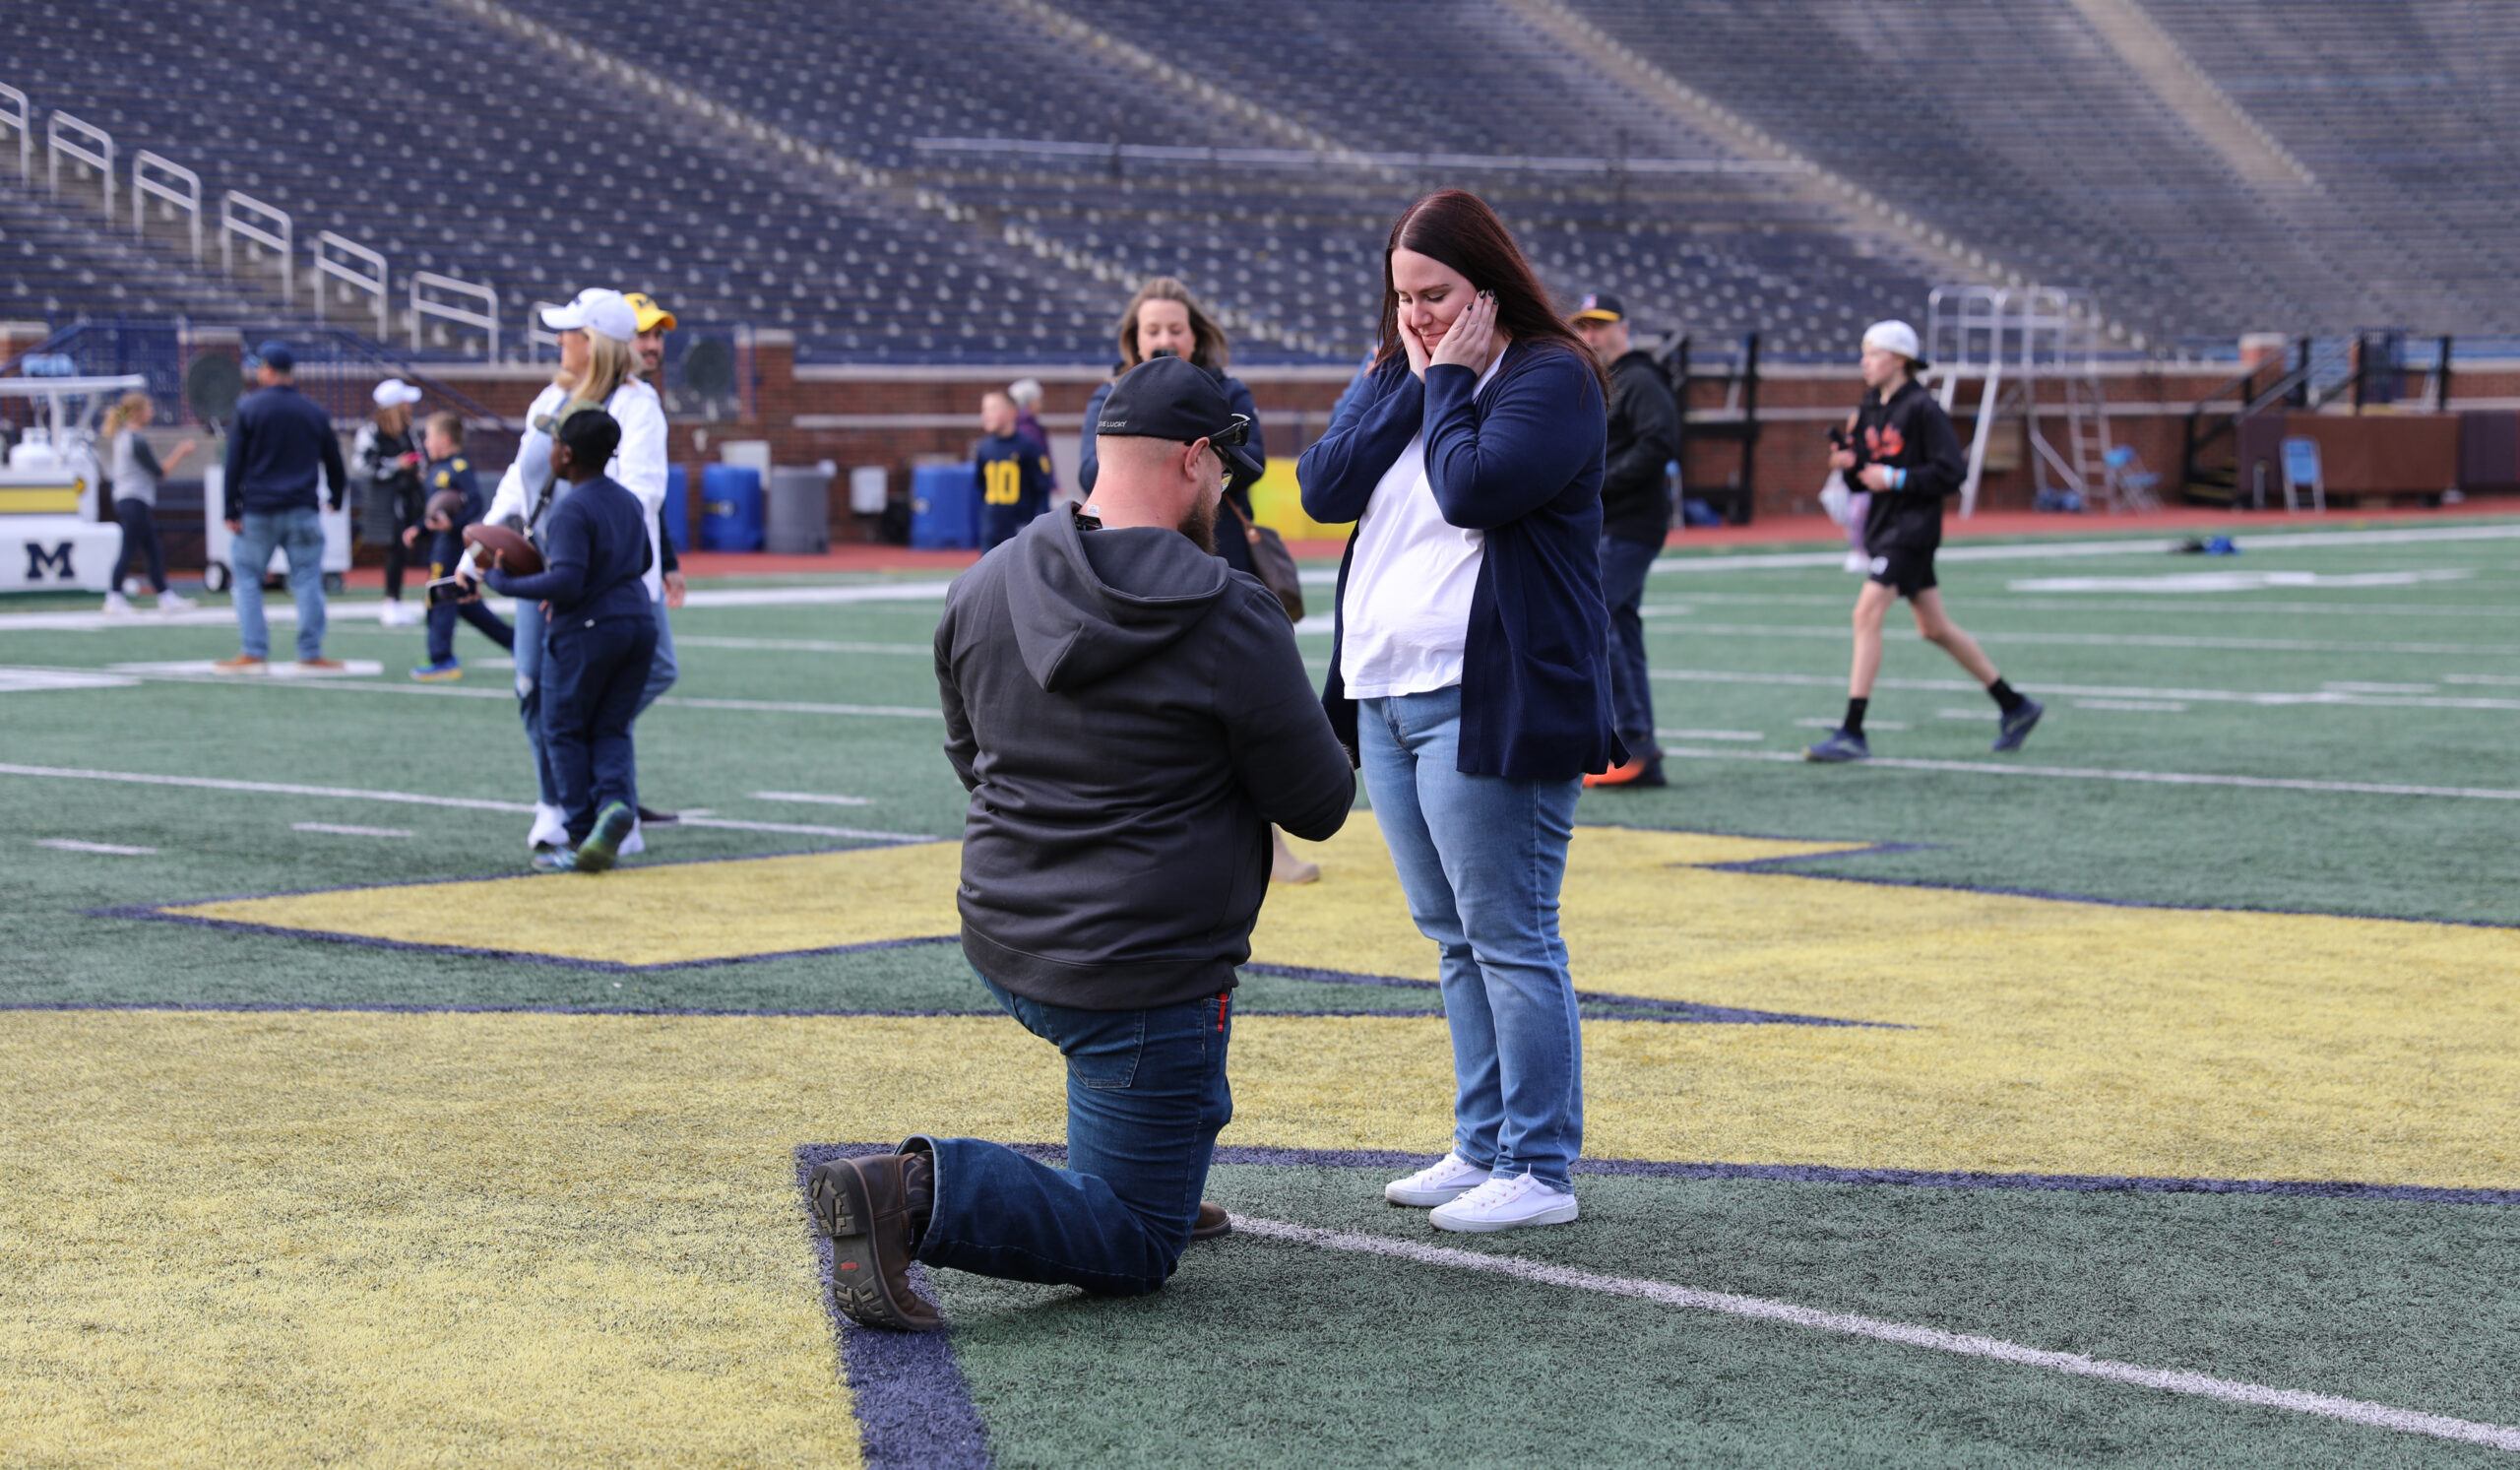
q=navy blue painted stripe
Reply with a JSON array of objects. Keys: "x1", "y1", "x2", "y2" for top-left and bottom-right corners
[
  {"x1": 1243, "y1": 963, "x2": 1899, "y2": 1027},
  {"x1": 794, "y1": 1145, "x2": 992, "y2": 1470}
]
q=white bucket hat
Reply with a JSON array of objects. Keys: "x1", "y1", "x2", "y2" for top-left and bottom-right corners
[
  {"x1": 1860, "y1": 319, "x2": 1929, "y2": 369},
  {"x1": 540, "y1": 288, "x2": 638, "y2": 343},
  {"x1": 371, "y1": 377, "x2": 423, "y2": 408}
]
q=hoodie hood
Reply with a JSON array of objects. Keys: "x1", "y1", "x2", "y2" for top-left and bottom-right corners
[{"x1": 1003, "y1": 509, "x2": 1231, "y2": 692}]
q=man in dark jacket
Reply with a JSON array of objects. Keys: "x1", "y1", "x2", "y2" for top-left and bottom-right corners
[
  {"x1": 810, "y1": 356, "x2": 1354, "y2": 1331},
  {"x1": 216, "y1": 341, "x2": 348, "y2": 672},
  {"x1": 1806, "y1": 321, "x2": 2043, "y2": 762},
  {"x1": 1572, "y1": 292, "x2": 1680, "y2": 788}
]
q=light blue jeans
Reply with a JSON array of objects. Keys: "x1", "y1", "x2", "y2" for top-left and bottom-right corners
[
  {"x1": 1359, "y1": 684, "x2": 1585, "y2": 1188},
  {"x1": 634, "y1": 597, "x2": 677, "y2": 717},
  {"x1": 512, "y1": 599, "x2": 561, "y2": 806},
  {"x1": 230, "y1": 506, "x2": 327, "y2": 662}
]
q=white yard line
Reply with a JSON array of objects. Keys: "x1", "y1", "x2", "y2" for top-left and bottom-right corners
[
  {"x1": 1658, "y1": 745, "x2": 2520, "y2": 801},
  {"x1": 1647, "y1": 622, "x2": 2520, "y2": 658},
  {"x1": 292, "y1": 822, "x2": 414, "y2": 838},
  {"x1": 659, "y1": 696, "x2": 941, "y2": 720},
  {"x1": 1647, "y1": 667, "x2": 2520, "y2": 711},
  {"x1": 676, "y1": 581, "x2": 956, "y2": 607},
  {"x1": 750, "y1": 790, "x2": 873, "y2": 806},
  {"x1": 32, "y1": 837, "x2": 158, "y2": 855},
  {"x1": 1641, "y1": 521, "x2": 2520, "y2": 575},
  {"x1": 1231, "y1": 1216, "x2": 2520, "y2": 1453},
  {"x1": 673, "y1": 636, "x2": 930, "y2": 656},
  {"x1": 0, "y1": 763, "x2": 931, "y2": 842}
]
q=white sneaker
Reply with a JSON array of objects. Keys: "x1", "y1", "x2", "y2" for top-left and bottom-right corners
[
  {"x1": 156, "y1": 591, "x2": 195, "y2": 614},
  {"x1": 618, "y1": 822, "x2": 644, "y2": 857},
  {"x1": 1429, "y1": 1172, "x2": 1579, "y2": 1234},
  {"x1": 101, "y1": 592, "x2": 135, "y2": 616},
  {"x1": 1842, "y1": 550, "x2": 1868, "y2": 574},
  {"x1": 378, "y1": 600, "x2": 417, "y2": 627},
  {"x1": 1384, "y1": 1152, "x2": 1492, "y2": 1207},
  {"x1": 528, "y1": 802, "x2": 568, "y2": 850}
]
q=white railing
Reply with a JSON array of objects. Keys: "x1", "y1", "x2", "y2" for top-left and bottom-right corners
[
  {"x1": 220, "y1": 191, "x2": 293, "y2": 304},
  {"x1": 526, "y1": 299, "x2": 564, "y2": 360},
  {"x1": 310, "y1": 230, "x2": 388, "y2": 337},
  {"x1": 0, "y1": 85, "x2": 31, "y2": 183},
  {"x1": 46, "y1": 110, "x2": 112, "y2": 222},
  {"x1": 131, "y1": 150, "x2": 202, "y2": 261},
  {"x1": 411, "y1": 271, "x2": 499, "y2": 356}
]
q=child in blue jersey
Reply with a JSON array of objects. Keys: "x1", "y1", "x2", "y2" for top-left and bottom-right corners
[
  {"x1": 407, "y1": 413, "x2": 514, "y2": 680},
  {"x1": 479, "y1": 408, "x2": 657, "y2": 872},
  {"x1": 974, "y1": 390, "x2": 1051, "y2": 550}
]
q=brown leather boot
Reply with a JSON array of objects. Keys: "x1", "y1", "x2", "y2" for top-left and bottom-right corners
[
  {"x1": 807, "y1": 1155, "x2": 943, "y2": 1332},
  {"x1": 1191, "y1": 1200, "x2": 1231, "y2": 1240}
]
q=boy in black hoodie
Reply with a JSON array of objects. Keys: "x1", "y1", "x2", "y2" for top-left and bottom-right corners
[
  {"x1": 1807, "y1": 321, "x2": 2042, "y2": 761},
  {"x1": 808, "y1": 357, "x2": 1353, "y2": 1331}
]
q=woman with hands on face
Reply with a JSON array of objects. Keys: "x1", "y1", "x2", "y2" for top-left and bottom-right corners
[{"x1": 1295, "y1": 189, "x2": 1619, "y2": 1236}]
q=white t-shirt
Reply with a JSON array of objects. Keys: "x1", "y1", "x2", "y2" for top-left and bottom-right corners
[{"x1": 1339, "y1": 354, "x2": 1502, "y2": 699}]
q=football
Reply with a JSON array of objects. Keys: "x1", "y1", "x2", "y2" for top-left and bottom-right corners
[
  {"x1": 423, "y1": 487, "x2": 468, "y2": 527},
  {"x1": 462, "y1": 522, "x2": 542, "y2": 575}
]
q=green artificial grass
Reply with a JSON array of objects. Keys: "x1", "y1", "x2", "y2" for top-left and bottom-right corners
[{"x1": 935, "y1": 1163, "x2": 2520, "y2": 1468}]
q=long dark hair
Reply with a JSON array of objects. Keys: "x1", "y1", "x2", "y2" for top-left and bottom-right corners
[
  {"x1": 1373, "y1": 190, "x2": 1604, "y2": 387},
  {"x1": 1117, "y1": 276, "x2": 1229, "y2": 372}
]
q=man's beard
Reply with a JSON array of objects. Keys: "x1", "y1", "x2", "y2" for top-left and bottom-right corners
[{"x1": 1177, "y1": 495, "x2": 1219, "y2": 555}]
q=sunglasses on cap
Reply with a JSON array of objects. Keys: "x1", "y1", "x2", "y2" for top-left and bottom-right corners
[{"x1": 1189, "y1": 414, "x2": 1251, "y2": 452}]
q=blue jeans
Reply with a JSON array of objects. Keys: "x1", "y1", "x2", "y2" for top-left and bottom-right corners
[
  {"x1": 913, "y1": 974, "x2": 1232, "y2": 1297},
  {"x1": 230, "y1": 506, "x2": 327, "y2": 661},
  {"x1": 1597, "y1": 534, "x2": 1662, "y2": 760},
  {"x1": 512, "y1": 600, "x2": 562, "y2": 806},
  {"x1": 541, "y1": 610, "x2": 657, "y2": 843},
  {"x1": 1360, "y1": 685, "x2": 1585, "y2": 1189},
  {"x1": 633, "y1": 596, "x2": 676, "y2": 718}
]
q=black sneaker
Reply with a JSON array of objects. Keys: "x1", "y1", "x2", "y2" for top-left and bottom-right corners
[
  {"x1": 636, "y1": 804, "x2": 679, "y2": 826},
  {"x1": 1992, "y1": 699, "x2": 2046, "y2": 752}
]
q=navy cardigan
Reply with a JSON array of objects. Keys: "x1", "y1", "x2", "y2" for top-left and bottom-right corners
[{"x1": 1297, "y1": 342, "x2": 1622, "y2": 781}]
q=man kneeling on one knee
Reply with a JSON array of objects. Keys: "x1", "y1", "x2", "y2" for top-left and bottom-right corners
[{"x1": 811, "y1": 355, "x2": 1354, "y2": 1330}]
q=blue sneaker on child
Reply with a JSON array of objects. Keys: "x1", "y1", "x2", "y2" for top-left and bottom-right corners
[
  {"x1": 410, "y1": 658, "x2": 463, "y2": 682},
  {"x1": 1803, "y1": 728, "x2": 1871, "y2": 763}
]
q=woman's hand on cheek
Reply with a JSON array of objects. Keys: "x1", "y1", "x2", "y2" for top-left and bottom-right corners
[
  {"x1": 1400, "y1": 320, "x2": 1431, "y2": 379},
  {"x1": 1428, "y1": 291, "x2": 1496, "y2": 372}
]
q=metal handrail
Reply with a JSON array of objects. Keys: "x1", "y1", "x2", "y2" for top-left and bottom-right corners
[
  {"x1": 310, "y1": 230, "x2": 389, "y2": 338},
  {"x1": 0, "y1": 84, "x2": 32, "y2": 183},
  {"x1": 525, "y1": 299, "x2": 564, "y2": 360},
  {"x1": 45, "y1": 110, "x2": 112, "y2": 222},
  {"x1": 131, "y1": 150, "x2": 202, "y2": 261},
  {"x1": 410, "y1": 271, "x2": 498, "y2": 356},
  {"x1": 220, "y1": 190, "x2": 293, "y2": 303}
]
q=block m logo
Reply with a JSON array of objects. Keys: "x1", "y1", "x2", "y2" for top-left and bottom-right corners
[{"x1": 25, "y1": 541, "x2": 76, "y2": 581}]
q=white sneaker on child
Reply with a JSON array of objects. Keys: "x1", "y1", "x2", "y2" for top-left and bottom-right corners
[
  {"x1": 101, "y1": 592, "x2": 135, "y2": 616},
  {"x1": 528, "y1": 802, "x2": 568, "y2": 850},
  {"x1": 157, "y1": 591, "x2": 195, "y2": 614},
  {"x1": 1428, "y1": 1172, "x2": 1579, "y2": 1234},
  {"x1": 618, "y1": 822, "x2": 644, "y2": 857},
  {"x1": 1384, "y1": 1152, "x2": 1491, "y2": 1207}
]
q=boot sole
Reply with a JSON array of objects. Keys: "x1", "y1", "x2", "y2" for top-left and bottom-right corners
[{"x1": 806, "y1": 1161, "x2": 943, "y2": 1332}]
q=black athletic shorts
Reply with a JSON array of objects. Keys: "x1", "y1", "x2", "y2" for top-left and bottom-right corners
[{"x1": 1866, "y1": 547, "x2": 1937, "y2": 599}]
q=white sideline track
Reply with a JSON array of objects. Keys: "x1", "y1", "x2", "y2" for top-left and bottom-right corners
[
  {"x1": 1231, "y1": 1216, "x2": 2520, "y2": 1452},
  {"x1": 1659, "y1": 745, "x2": 2520, "y2": 801}
]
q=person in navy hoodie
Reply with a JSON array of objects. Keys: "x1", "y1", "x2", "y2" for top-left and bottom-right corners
[
  {"x1": 477, "y1": 408, "x2": 657, "y2": 874},
  {"x1": 1298, "y1": 190, "x2": 1618, "y2": 1236}
]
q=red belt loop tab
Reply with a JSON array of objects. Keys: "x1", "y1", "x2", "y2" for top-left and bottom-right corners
[{"x1": 1217, "y1": 992, "x2": 1229, "y2": 1032}]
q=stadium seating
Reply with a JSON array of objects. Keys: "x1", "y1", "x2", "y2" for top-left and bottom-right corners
[{"x1": 0, "y1": 0, "x2": 2512, "y2": 363}]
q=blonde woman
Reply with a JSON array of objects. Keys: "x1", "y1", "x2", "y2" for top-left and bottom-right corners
[
  {"x1": 100, "y1": 393, "x2": 196, "y2": 615},
  {"x1": 478, "y1": 288, "x2": 668, "y2": 856}
]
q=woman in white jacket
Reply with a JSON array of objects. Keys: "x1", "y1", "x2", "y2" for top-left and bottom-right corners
[{"x1": 483, "y1": 288, "x2": 669, "y2": 857}]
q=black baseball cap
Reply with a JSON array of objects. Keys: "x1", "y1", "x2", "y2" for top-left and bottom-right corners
[
  {"x1": 254, "y1": 339, "x2": 295, "y2": 372},
  {"x1": 1572, "y1": 291, "x2": 1624, "y2": 324},
  {"x1": 1095, "y1": 355, "x2": 1261, "y2": 480}
]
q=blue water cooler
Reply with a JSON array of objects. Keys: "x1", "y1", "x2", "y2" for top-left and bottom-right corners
[
  {"x1": 909, "y1": 463, "x2": 979, "y2": 549},
  {"x1": 699, "y1": 465, "x2": 764, "y2": 551}
]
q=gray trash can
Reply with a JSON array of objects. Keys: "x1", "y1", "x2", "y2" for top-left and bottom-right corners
[{"x1": 765, "y1": 465, "x2": 832, "y2": 554}]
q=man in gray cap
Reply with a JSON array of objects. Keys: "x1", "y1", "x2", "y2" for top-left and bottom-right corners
[
  {"x1": 808, "y1": 354, "x2": 1354, "y2": 1331},
  {"x1": 216, "y1": 341, "x2": 347, "y2": 672}
]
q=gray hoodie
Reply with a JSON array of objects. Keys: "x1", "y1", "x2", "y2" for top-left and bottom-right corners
[{"x1": 935, "y1": 507, "x2": 1354, "y2": 1010}]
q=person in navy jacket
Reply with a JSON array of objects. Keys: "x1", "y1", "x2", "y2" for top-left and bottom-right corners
[{"x1": 1297, "y1": 190, "x2": 1618, "y2": 1236}]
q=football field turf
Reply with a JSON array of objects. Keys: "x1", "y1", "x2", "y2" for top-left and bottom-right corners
[{"x1": 3, "y1": 519, "x2": 2517, "y2": 1466}]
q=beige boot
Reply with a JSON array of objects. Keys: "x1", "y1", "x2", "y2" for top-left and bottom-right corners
[{"x1": 1271, "y1": 826, "x2": 1320, "y2": 885}]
